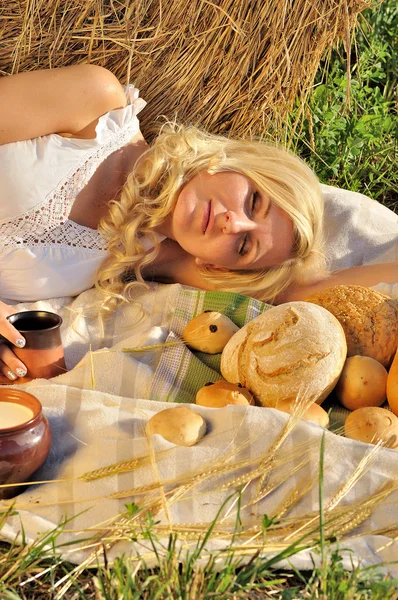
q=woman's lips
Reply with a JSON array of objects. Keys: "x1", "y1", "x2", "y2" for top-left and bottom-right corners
[
  {"x1": 202, "y1": 200, "x2": 212, "y2": 234},
  {"x1": 203, "y1": 200, "x2": 214, "y2": 234}
]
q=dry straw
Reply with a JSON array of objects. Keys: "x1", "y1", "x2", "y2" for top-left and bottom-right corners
[{"x1": 0, "y1": 0, "x2": 371, "y2": 141}]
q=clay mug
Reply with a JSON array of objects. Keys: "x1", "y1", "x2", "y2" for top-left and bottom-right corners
[
  {"x1": 5, "y1": 310, "x2": 66, "y2": 382},
  {"x1": 0, "y1": 388, "x2": 52, "y2": 500}
]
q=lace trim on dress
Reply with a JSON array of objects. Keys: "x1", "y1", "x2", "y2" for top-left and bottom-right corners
[{"x1": 0, "y1": 110, "x2": 141, "y2": 255}]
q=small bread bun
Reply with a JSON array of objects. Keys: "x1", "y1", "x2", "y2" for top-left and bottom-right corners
[
  {"x1": 276, "y1": 398, "x2": 329, "y2": 428},
  {"x1": 182, "y1": 311, "x2": 239, "y2": 354},
  {"x1": 344, "y1": 407, "x2": 398, "y2": 449},
  {"x1": 335, "y1": 355, "x2": 388, "y2": 410},
  {"x1": 145, "y1": 406, "x2": 206, "y2": 446},
  {"x1": 387, "y1": 350, "x2": 398, "y2": 416},
  {"x1": 196, "y1": 381, "x2": 255, "y2": 408},
  {"x1": 306, "y1": 285, "x2": 398, "y2": 368}
]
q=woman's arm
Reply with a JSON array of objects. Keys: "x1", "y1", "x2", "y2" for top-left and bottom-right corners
[
  {"x1": 148, "y1": 243, "x2": 397, "y2": 301},
  {"x1": 0, "y1": 64, "x2": 126, "y2": 144},
  {"x1": 279, "y1": 262, "x2": 398, "y2": 302}
]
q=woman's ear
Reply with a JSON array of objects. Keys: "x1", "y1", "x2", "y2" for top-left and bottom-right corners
[
  {"x1": 211, "y1": 265, "x2": 230, "y2": 273},
  {"x1": 195, "y1": 257, "x2": 215, "y2": 268},
  {"x1": 195, "y1": 257, "x2": 206, "y2": 267},
  {"x1": 195, "y1": 258, "x2": 229, "y2": 272}
]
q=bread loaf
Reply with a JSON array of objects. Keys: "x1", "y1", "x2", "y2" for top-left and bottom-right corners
[
  {"x1": 387, "y1": 350, "x2": 398, "y2": 416},
  {"x1": 182, "y1": 311, "x2": 239, "y2": 353},
  {"x1": 145, "y1": 406, "x2": 206, "y2": 446},
  {"x1": 220, "y1": 302, "x2": 347, "y2": 407},
  {"x1": 276, "y1": 398, "x2": 330, "y2": 428},
  {"x1": 344, "y1": 407, "x2": 398, "y2": 449},
  {"x1": 196, "y1": 381, "x2": 255, "y2": 407},
  {"x1": 335, "y1": 355, "x2": 388, "y2": 410},
  {"x1": 306, "y1": 285, "x2": 398, "y2": 368}
]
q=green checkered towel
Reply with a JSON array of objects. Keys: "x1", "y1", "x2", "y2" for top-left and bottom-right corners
[
  {"x1": 150, "y1": 287, "x2": 270, "y2": 404},
  {"x1": 148, "y1": 286, "x2": 351, "y2": 430}
]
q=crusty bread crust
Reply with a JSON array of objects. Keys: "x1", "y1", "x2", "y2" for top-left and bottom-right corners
[
  {"x1": 387, "y1": 350, "x2": 398, "y2": 416},
  {"x1": 306, "y1": 285, "x2": 398, "y2": 368},
  {"x1": 146, "y1": 406, "x2": 206, "y2": 446},
  {"x1": 344, "y1": 406, "x2": 398, "y2": 448},
  {"x1": 220, "y1": 301, "x2": 347, "y2": 407},
  {"x1": 195, "y1": 381, "x2": 254, "y2": 407},
  {"x1": 276, "y1": 398, "x2": 330, "y2": 427}
]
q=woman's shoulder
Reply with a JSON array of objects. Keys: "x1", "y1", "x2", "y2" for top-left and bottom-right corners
[
  {"x1": 0, "y1": 85, "x2": 146, "y2": 223},
  {"x1": 0, "y1": 65, "x2": 127, "y2": 145}
]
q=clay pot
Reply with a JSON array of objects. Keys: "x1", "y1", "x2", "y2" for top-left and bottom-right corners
[
  {"x1": 0, "y1": 389, "x2": 52, "y2": 500},
  {"x1": 7, "y1": 310, "x2": 66, "y2": 382}
]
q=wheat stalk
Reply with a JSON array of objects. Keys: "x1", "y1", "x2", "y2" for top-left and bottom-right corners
[
  {"x1": 325, "y1": 441, "x2": 386, "y2": 511},
  {"x1": 79, "y1": 449, "x2": 171, "y2": 481}
]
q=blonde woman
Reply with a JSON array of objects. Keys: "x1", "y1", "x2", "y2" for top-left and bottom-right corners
[{"x1": 0, "y1": 64, "x2": 396, "y2": 381}]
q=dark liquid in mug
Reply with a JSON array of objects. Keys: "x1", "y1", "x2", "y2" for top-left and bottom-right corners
[{"x1": 14, "y1": 317, "x2": 57, "y2": 331}]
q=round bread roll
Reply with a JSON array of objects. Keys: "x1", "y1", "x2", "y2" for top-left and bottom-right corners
[
  {"x1": 182, "y1": 311, "x2": 239, "y2": 353},
  {"x1": 344, "y1": 407, "x2": 398, "y2": 449},
  {"x1": 220, "y1": 302, "x2": 347, "y2": 408},
  {"x1": 276, "y1": 398, "x2": 329, "y2": 428},
  {"x1": 145, "y1": 406, "x2": 206, "y2": 446},
  {"x1": 196, "y1": 380, "x2": 255, "y2": 408},
  {"x1": 335, "y1": 355, "x2": 388, "y2": 410},
  {"x1": 387, "y1": 350, "x2": 398, "y2": 416},
  {"x1": 306, "y1": 285, "x2": 398, "y2": 368}
]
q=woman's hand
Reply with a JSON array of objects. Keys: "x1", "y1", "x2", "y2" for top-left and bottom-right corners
[
  {"x1": 279, "y1": 262, "x2": 398, "y2": 303},
  {"x1": 0, "y1": 301, "x2": 27, "y2": 382}
]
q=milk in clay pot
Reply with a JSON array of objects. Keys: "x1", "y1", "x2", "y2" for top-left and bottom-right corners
[{"x1": 0, "y1": 389, "x2": 52, "y2": 499}]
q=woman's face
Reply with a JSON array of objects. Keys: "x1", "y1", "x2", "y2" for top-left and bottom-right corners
[{"x1": 168, "y1": 171, "x2": 295, "y2": 270}]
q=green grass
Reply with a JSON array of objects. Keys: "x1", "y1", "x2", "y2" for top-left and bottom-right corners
[
  {"x1": 1, "y1": 509, "x2": 398, "y2": 599},
  {"x1": 1, "y1": 435, "x2": 398, "y2": 599},
  {"x1": 285, "y1": 0, "x2": 397, "y2": 211}
]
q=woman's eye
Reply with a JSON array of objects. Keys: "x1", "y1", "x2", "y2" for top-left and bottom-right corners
[
  {"x1": 238, "y1": 191, "x2": 259, "y2": 256},
  {"x1": 250, "y1": 191, "x2": 259, "y2": 214},
  {"x1": 238, "y1": 234, "x2": 249, "y2": 256}
]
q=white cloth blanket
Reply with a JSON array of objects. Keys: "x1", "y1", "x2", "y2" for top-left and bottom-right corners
[
  {"x1": 321, "y1": 184, "x2": 397, "y2": 270},
  {"x1": 0, "y1": 281, "x2": 397, "y2": 576},
  {"x1": 0, "y1": 185, "x2": 397, "y2": 575}
]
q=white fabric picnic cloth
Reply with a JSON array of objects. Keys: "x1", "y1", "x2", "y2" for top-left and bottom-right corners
[
  {"x1": 321, "y1": 184, "x2": 397, "y2": 269},
  {"x1": 0, "y1": 280, "x2": 397, "y2": 575},
  {"x1": 0, "y1": 186, "x2": 397, "y2": 574}
]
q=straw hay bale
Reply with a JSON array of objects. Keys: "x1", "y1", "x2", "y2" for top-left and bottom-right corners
[{"x1": 0, "y1": 0, "x2": 371, "y2": 140}]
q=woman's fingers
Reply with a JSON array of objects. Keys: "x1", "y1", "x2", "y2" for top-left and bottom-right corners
[
  {"x1": 0, "y1": 304, "x2": 28, "y2": 381},
  {"x1": 0, "y1": 301, "x2": 25, "y2": 347},
  {"x1": 0, "y1": 345, "x2": 27, "y2": 381}
]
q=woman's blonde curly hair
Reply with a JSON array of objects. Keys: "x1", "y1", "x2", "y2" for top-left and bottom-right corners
[{"x1": 96, "y1": 123, "x2": 327, "y2": 311}]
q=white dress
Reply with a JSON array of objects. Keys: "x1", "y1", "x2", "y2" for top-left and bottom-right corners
[
  {"x1": 0, "y1": 85, "x2": 164, "y2": 302},
  {"x1": 0, "y1": 84, "x2": 396, "y2": 301}
]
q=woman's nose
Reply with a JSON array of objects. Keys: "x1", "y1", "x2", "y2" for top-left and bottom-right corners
[{"x1": 222, "y1": 210, "x2": 256, "y2": 234}]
